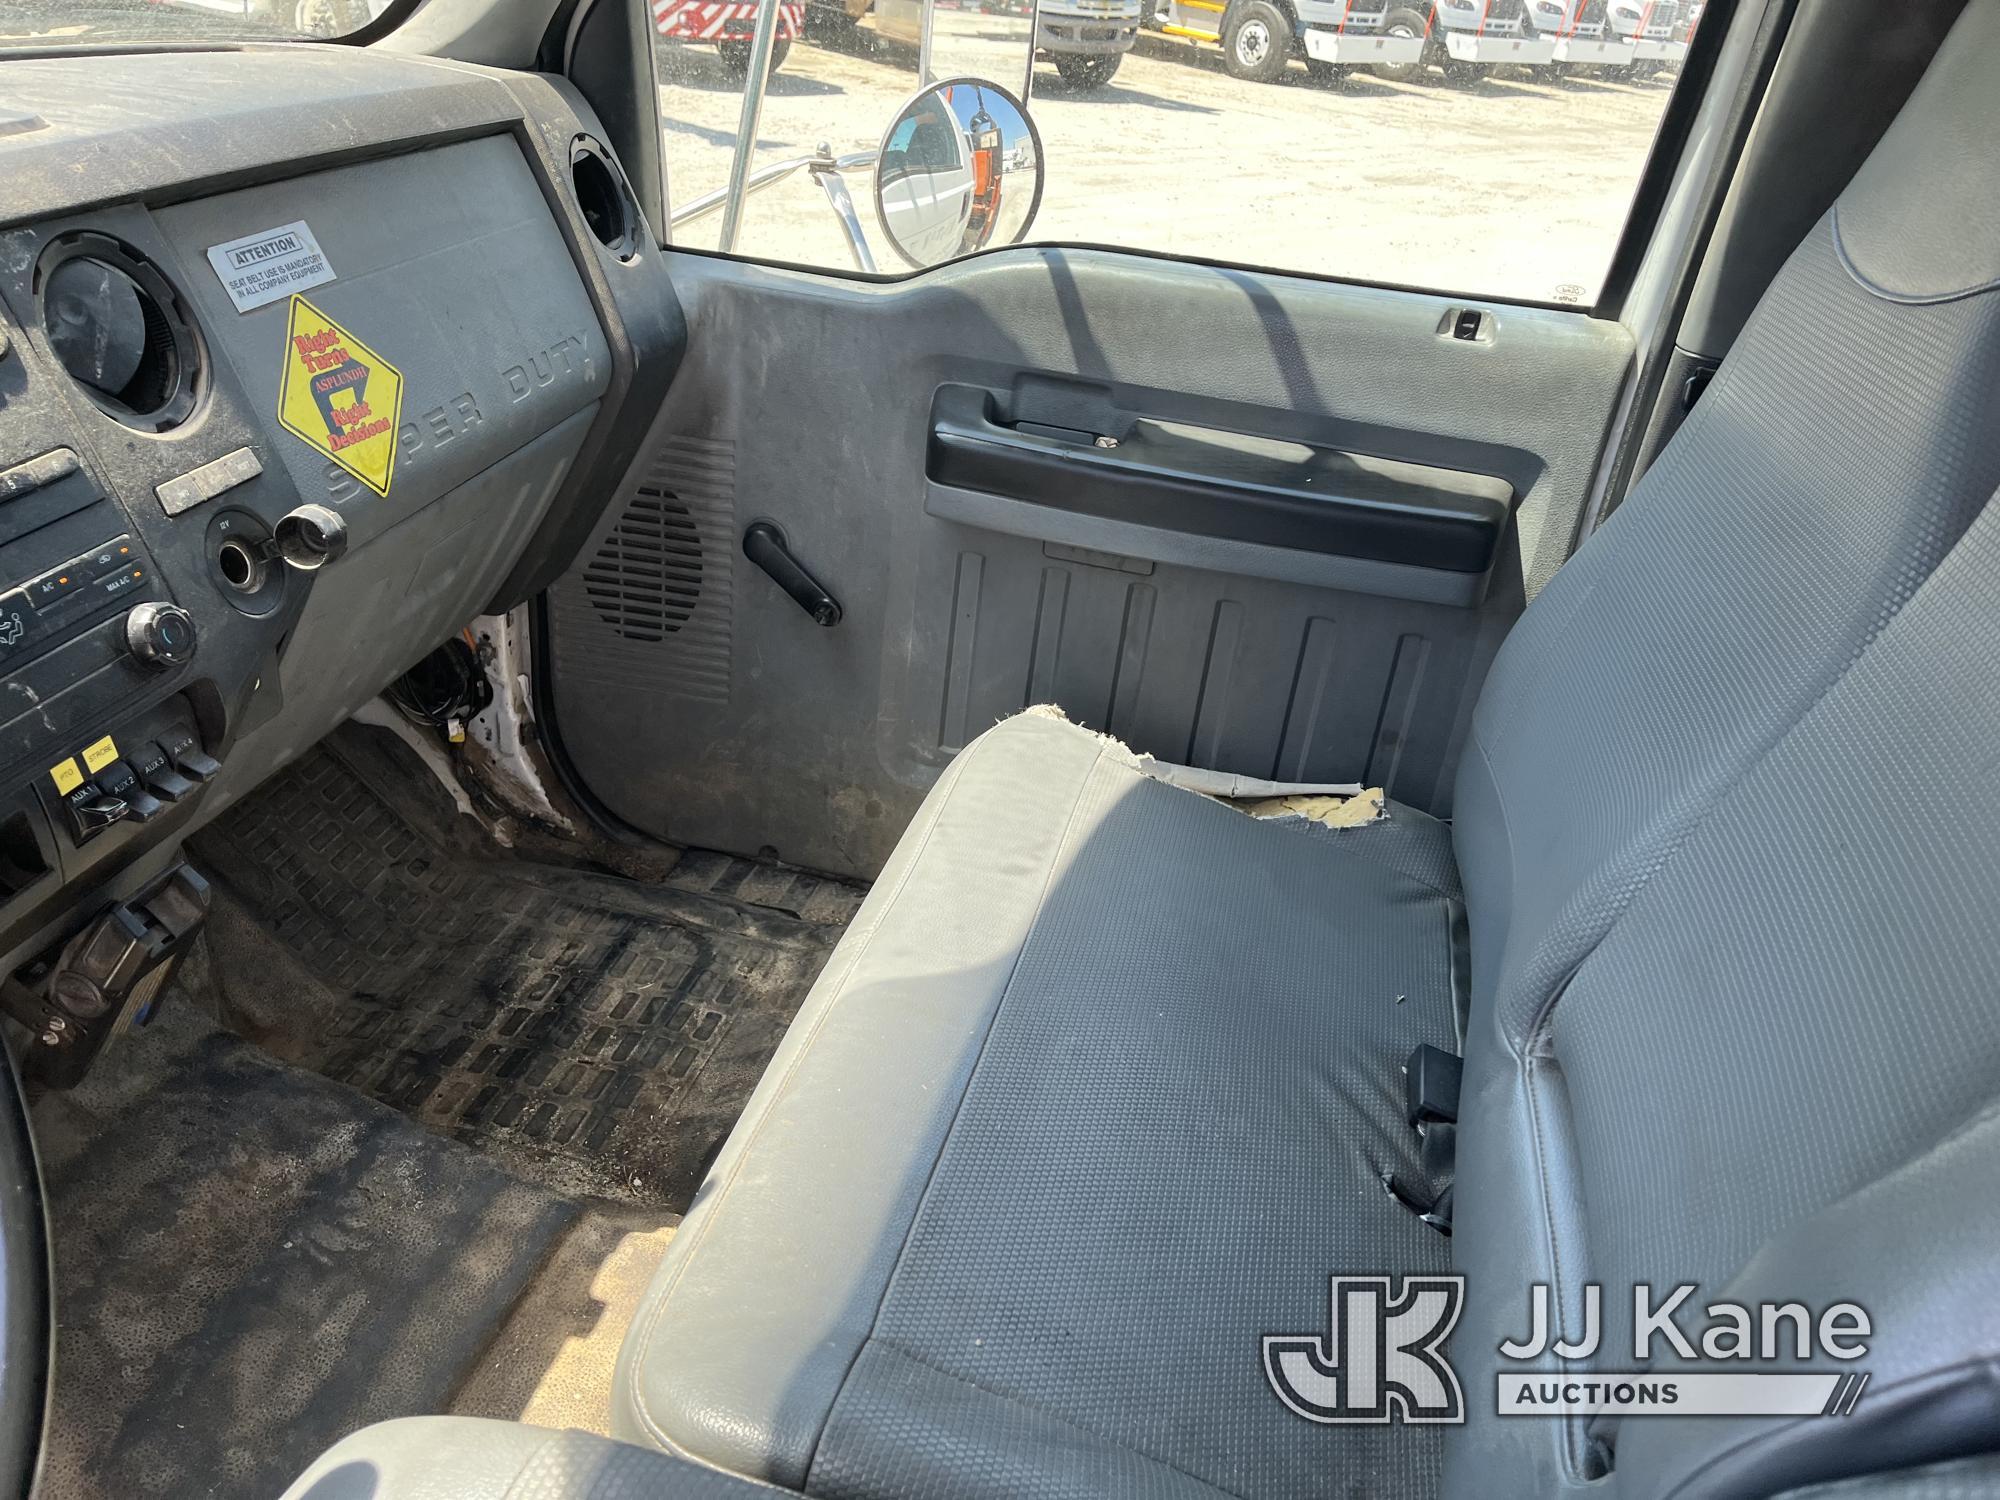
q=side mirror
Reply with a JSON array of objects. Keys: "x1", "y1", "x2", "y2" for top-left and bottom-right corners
[{"x1": 874, "y1": 79, "x2": 1043, "y2": 270}]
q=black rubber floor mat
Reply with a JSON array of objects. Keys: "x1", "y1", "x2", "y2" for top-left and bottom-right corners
[
  {"x1": 32, "y1": 1003, "x2": 577, "y2": 1500},
  {"x1": 190, "y1": 726, "x2": 857, "y2": 1210}
]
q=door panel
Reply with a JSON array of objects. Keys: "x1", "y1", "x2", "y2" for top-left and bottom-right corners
[{"x1": 547, "y1": 247, "x2": 1631, "y2": 878}]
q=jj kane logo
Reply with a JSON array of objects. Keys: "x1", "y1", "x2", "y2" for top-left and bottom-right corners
[
  {"x1": 1265, "y1": 1277, "x2": 1873, "y2": 1425},
  {"x1": 1264, "y1": 1277, "x2": 1465, "y2": 1424}
]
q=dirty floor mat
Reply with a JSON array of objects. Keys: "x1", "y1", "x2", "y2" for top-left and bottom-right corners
[
  {"x1": 190, "y1": 724, "x2": 860, "y2": 1210},
  {"x1": 32, "y1": 1002, "x2": 578, "y2": 1500}
]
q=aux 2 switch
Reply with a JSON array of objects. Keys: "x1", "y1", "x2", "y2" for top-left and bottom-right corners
[
  {"x1": 124, "y1": 602, "x2": 196, "y2": 670},
  {"x1": 91, "y1": 760, "x2": 162, "y2": 824}
]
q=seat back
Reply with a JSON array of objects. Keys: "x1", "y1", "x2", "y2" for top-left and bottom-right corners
[{"x1": 1447, "y1": 7, "x2": 2000, "y2": 1493}]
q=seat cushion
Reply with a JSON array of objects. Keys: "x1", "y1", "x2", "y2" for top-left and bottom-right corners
[
  {"x1": 614, "y1": 711, "x2": 1463, "y2": 1499},
  {"x1": 280, "y1": 1418, "x2": 790, "y2": 1500}
]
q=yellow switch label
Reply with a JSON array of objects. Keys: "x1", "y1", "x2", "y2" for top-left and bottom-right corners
[
  {"x1": 81, "y1": 736, "x2": 118, "y2": 774},
  {"x1": 49, "y1": 758, "x2": 83, "y2": 795}
]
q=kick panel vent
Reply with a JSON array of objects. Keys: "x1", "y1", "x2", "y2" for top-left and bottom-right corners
[
  {"x1": 551, "y1": 435, "x2": 736, "y2": 704},
  {"x1": 584, "y1": 488, "x2": 704, "y2": 640}
]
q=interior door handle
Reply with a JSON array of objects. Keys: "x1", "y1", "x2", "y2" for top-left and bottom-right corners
[{"x1": 926, "y1": 385, "x2": 1513, "y2": 575}]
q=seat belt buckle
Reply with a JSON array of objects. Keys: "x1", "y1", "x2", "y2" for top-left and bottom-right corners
[{"x1": 1404, "y1": 1044, "x2": 1462, "y2": 1134}]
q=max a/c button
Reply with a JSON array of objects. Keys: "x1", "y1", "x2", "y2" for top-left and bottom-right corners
[{"x1": 95, "y1": 564, "x2": 146, "y2": 601}]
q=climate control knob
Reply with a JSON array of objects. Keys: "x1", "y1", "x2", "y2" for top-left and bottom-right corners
[{"x1": 124, "y1": 602, "x2": 196, "y2": 670}]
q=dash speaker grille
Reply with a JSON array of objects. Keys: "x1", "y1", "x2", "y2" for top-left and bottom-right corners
[
  {"x1": 583, "y1": 487, "x2": 703, "y2": 640},
  {"x1": 551, "y1": 435, "x2": 735, "y2": 703}
]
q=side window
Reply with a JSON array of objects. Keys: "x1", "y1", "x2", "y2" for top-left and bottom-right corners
[{"x1": 656, "y1": 0, "x2": 1702, "y2": 304}]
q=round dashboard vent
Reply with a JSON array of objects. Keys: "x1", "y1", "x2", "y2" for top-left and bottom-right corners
[
  {"x1": 36, "y1": 234, "x2": 204, "y2": 433},
  {"x1": 571, "y1": 139, "x2": 639, "y2": 263}
]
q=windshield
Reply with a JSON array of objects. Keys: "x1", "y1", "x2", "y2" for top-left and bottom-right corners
[{"x1": 0, "y1": 0, "x2": 387, "y2": 47}]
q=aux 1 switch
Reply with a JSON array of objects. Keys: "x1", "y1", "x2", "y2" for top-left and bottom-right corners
[
  {"x1": 62, "y1": 784, "x2": 127, "y2": 843},
  {"x1": 124, "y1": 602, "x2": 196, "y2": 670}
]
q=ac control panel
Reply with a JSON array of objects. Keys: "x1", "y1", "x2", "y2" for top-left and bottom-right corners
[{"x1": 0, "y1": 533, "x2": 156, "y2": 671}]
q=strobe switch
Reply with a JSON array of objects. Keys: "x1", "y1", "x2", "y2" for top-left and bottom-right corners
[{"x1": 124, "y1": 602, "x2": 196, "y2": 671}]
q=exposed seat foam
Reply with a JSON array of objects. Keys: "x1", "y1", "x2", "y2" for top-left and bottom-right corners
[{"x1": 611, "y1": 711, "x2": 1466, "y2": 1498}]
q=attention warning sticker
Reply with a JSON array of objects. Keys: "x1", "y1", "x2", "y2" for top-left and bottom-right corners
[{"x1": 276, "y1": 296, "x2": 404, "y2": 496}]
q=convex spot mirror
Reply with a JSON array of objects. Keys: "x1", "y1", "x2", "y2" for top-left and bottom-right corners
[{"x1": 874, "y1": 79, "x2": 1043, "y2": 270}]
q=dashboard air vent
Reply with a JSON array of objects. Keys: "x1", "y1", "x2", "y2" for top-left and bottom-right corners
[
  {"x1": 37, "y1": 233, "x2": 204, "y2": 433},
  {"x1": 571, "y1": 139, "x2": 638, "y2": 262}
]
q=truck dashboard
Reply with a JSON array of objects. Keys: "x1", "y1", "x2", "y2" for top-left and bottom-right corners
[{"x1": 0, "y1": 45, "x2": 684, "y2": 1070}]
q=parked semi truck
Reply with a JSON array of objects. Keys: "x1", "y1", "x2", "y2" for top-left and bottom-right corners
[
  {"x1": 1606, "y1": 0, "x2": 1702, "y2": 72},
  {"x1": 1526, "y1": 0, "x2": 1636, "y2": 70},
  {"x1": 808, "y1": 0, "x2": 1141, "y2": 88},
  {"x1": 1144, "y1": 0, "x2": 1550, "y2": 85},
  {"x1": 655, "y1": 0, "x2": 806, "y2": 74}
]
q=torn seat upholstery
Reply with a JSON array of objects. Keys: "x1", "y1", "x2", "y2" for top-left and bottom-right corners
[{"x1": 612, "y1": 711, "x2": 1466, "y2": 1499}]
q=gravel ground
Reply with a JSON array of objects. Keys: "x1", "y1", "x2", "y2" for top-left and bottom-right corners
[{"x1": 659, "y1": 20, "x2": 1678, "y2": 303}]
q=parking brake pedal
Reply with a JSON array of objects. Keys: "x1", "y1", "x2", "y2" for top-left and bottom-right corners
[{"x1": 2, "y1": 862, "x2": 209, "y2": 1087}]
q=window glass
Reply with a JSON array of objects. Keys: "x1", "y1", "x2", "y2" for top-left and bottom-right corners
[{"x1": 657, "y1": 0, "x2": 1703, "y2": 303}]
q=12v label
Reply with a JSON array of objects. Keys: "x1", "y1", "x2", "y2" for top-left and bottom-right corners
[{"x1": 276, "y1": 296, "x2": 404, "y2": 497}]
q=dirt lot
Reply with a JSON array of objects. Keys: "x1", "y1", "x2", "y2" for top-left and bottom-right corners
[{"x1": 658, "y1": 21, "x2": 1677, "y2": 303}]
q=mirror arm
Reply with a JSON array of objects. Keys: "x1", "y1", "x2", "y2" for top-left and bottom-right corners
[
  {"x1": 810, "y1": 161, "x2": 880, "y2": 274},
  {"x1": 673, "y1": 152, "x2": 824, "y2": 229},
  {"x1": 674, "y1": 145, "x2": 885, "y2": 239}
]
